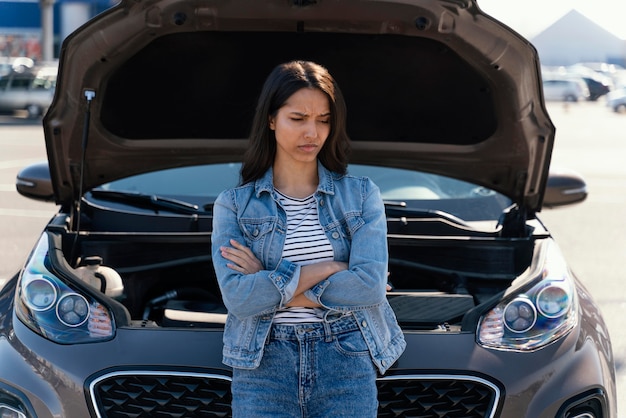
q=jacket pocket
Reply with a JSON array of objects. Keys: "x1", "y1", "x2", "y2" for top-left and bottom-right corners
[{"x1": 239, "y1": 218, "x2": 276, "y2": 242}]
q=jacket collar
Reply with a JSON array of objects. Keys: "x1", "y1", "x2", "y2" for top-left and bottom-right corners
[{"x1": 255, "y1": 161, "x2": 336, "y2": 198}]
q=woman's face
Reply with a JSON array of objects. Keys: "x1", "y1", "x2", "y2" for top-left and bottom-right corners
[{"x1": 269, "y1": 87, "x2": 331, "y2": 167}]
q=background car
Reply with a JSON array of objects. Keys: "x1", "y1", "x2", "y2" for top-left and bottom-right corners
[
  {"x1": 0, "y1": 56, "x2": 35, "y2": 77},
  {"x1": 575, "y1": 61, "x2": 626, "y2": 91},
  {"x1": 580, "y1": 75, "x2": 612, "y2": 101},
  {"x1": 564, "y1": 64, "x2": 614, "y2": 101},
  {"x1": 0, "y1": 0, "x2": 616, "y2": 417},
  {"x1": 542, "y1": 76, "x2": 590, "y2": 102},
  {"x1": 606, "y1": 88, "x2": 626, "y2": 113},
  {"x1": 0, "y1": 62, "x2": 57, "y2": 118}
]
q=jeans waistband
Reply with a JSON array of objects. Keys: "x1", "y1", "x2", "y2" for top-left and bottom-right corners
[{"x1": 270, "y1": 313, "x2": 359, "y2": 342}]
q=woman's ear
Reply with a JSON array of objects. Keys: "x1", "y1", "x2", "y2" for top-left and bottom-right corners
[{"x1": 268, "y1": 116, "x2": 275, "y2": 130}]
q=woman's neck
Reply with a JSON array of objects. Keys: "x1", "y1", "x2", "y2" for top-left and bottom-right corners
[{"x1": 273, "y1": 160, "x2": 319, "y2": 198}]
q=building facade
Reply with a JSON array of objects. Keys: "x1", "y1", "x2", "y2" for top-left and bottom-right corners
[{"x1": 0, "y1": 0, "x2": 114, "y2": 61}]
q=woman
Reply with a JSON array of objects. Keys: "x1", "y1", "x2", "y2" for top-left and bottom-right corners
[{"x1": 211, "y1": 60, "x2": 405, "y2": 417}]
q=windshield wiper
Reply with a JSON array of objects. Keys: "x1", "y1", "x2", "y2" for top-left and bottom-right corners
[
  {"x1": 89, "y1": 190, "x2": 201, "y2": 215},
  {"x1": 383, "y1": 200, "x2": 471, "y2": 228}
]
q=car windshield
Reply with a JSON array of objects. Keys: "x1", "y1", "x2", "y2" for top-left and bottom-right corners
[{"x1": 93, "y1": 163, "x2": 512, "y2": 226}]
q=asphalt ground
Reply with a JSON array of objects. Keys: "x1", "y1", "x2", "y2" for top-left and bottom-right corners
[{"x1": 1, "y1": 100, "x2": 625, "y2": 415}]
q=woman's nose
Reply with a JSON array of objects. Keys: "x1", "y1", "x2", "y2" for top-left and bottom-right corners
[{"x1": 304, "y1": 120, "x2": 318, "y2": 139}]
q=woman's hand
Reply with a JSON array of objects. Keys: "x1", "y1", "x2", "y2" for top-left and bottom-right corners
[
  {"x1": 220, "y1": 239, "x2": 263, "y2": 275},
  {"x1": 287, "y1": 261, "x2": 348, "y2": 307}
]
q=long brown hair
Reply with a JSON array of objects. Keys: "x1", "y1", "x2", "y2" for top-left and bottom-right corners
[{"x1": 240, "y1": 60, "x2": 350, "y2": 185}]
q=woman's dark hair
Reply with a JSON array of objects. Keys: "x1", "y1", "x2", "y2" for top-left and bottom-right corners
[{"x1": 240, "y1": 60, "x2": 351, "y2": 184}]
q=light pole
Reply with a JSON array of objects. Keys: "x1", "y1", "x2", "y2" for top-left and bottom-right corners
[{"x1": 40, "y1": 0, "x2": 55, "y2": 61}]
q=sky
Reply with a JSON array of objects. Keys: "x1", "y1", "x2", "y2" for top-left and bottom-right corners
[{"x1": 477, "y1": 0, "x2": 626, "y2": 40}]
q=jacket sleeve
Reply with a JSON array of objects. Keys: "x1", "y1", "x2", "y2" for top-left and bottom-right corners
[
  {"x1": 211, "y1": 189, "x2": 301, "y2": 319},
  {"x1": 304, "y1": 178, "x2": 388, "y2": 310}
]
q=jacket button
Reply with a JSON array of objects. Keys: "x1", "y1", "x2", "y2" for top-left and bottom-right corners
[
  {"x1": 253, "y1": 229, "x2": 259, "y2": 237},
  {"x1": 319, "y1": 200, "x2": 325, "y2": 206},
  {"x1": 331, "y1": 232, "x2": 339, "y2": 239},
  {"x1": 361, "y1": 321, "x2": 367, "y2": 328}
]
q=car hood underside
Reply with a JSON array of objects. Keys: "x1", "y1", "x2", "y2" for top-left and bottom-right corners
[{"x1": 43, "y1": 0, "x2": 554, "y2": 212}]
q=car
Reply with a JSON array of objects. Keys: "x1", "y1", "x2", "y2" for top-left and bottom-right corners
[
  {"x1": 576, "y1": 62, "x2": 626, "y2": 86},
  {"x1": 0, "y1": 63, "x2": 57, "y2": 118},
  {"x1": 564, "y1": 65, "x2": 614, "y2": 101},
  {"x1": 579, "y1": 75, "x2": 611, "y2": 101},
  {"x1": 606, "y1": 88, "x2": 626, "y2": 113},
  {"x1": 1, "y1": 0, "x2": 617, "y2": 417},
  {"x1": 0, "y1": 56, "x2": 35, "y2": 77},
  {"x1": 542, "y1": 77, "x2": 590, "y2": 102}
]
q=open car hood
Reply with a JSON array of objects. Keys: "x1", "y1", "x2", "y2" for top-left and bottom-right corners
[{"x1": 43, "y1": 0, "x2": 554, "y2": 212}]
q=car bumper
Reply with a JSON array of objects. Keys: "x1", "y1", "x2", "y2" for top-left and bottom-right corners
[{"x1": 0, "y1": 305, "x2": 616, "y2": 418}]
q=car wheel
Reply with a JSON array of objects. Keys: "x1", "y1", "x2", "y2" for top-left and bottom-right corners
[
  {"x1": 564, "y1": 95, "x2": 578, "y2": 102},
  {"x1": 614, "y1": 103, "x2": 626, "y2": 114},
  {"x1": 26, "y1": 104, "x2": 42, "y2": 118}
]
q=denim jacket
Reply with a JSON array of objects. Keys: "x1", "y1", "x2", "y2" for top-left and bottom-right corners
[{"x1": 211, "y1": 162, "x2": 406, "y2": 374}]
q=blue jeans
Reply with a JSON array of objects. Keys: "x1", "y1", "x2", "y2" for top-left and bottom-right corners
[{"x1": 231, "y1": 314, "x2": 378, "y2": 418}]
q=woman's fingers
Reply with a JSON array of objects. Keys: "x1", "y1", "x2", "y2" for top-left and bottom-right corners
[
  {"x1": 221, "y1": 240, "x2": 253, "y2": 265},
  {"x1": 221, "y1": 240, "x2": 263, "y2": 274}
]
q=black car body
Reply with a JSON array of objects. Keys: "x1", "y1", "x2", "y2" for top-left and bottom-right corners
[
  {"x1": 0, "y1": 0, "x2": 616, "y2": 417},
  {"x1": 582, "y1": 76, "x2": 611, "y2": 101}
]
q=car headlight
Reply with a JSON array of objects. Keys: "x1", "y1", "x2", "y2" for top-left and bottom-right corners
[
  {"x1": 0, "y1": 405, "x2": 26, "y2": 418},
  {"x1": 477, "y1": 242, "x2": 577, "y2": 351},
  {"x1": 15, "y1": 235, "x2": 115, "y2": 344}
]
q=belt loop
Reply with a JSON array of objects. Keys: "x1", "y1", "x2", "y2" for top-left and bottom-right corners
[
  {"x1": 323, "y1": 309, "x2": 342, "y2": 323},
  {"x1": 323, "y1": 320, "x2": 333, "y2": 342}
]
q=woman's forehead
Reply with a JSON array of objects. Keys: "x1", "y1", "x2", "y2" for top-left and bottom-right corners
[{"x1": 281, "y1": 88, "x2": 330, "y2": 115}]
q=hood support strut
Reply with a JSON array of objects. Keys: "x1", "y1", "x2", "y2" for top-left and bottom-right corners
[{"x1": 70, "y1": 89, "x2": 96, "y2": 262}]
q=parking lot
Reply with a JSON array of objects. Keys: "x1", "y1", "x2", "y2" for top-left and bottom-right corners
[{"x1": 1, "y1": 100, "x2": 625, "y2": 414}]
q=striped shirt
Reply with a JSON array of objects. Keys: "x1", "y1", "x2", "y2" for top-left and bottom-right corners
[{"x1": 273, "y1": 191, "x2": 334, "y2": 324}]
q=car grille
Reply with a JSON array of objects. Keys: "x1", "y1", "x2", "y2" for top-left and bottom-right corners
[
  {"x1": 90, "y1": 371, "x2": 500, "y2": 418},
  {"x1": 90, "y1": 371, "x2": 232, "y2": 418},
  {"x1": 377, "y1": 374, "x2": 500, "y2": 418}
]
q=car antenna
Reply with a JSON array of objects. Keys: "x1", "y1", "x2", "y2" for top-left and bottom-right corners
[{"x1": 70, "y1": 89, "x2": 96, "y2": 264}]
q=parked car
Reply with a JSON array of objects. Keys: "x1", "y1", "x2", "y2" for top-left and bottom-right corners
[
  {"x1": 606, "y1": 88, "x2": 626, "y2": 113},
  {"x1": 0, "y1": 63, "x2": 57, "y2": 117},
  {"x1": 577, "y1": 62, "x2": 625, "y2": 75},
  {"x1": 542, "y1": 76, "x2": 590, "y2": 102},
  {"x1": 1, "y1": 0, "x2": 616, "y2": 417},
  {"x1": 580, "y1": 76, "x2": 612, "y2": 101},
  {"x1": 0, "y1": 56, "x2": 35, "y2": 77},
  {"x1": 565, "y1": 65, "x2": 614, "y2": 101}
]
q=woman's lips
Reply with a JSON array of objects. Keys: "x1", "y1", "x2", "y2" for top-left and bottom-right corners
[{"x1": 299, "y1": 144, "x2": 318, "y2": 152}]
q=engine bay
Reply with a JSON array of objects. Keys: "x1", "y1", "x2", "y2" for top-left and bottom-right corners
[{"x1": 58, "y1": 227, "x2": 534, "y2": 332}]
